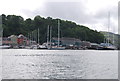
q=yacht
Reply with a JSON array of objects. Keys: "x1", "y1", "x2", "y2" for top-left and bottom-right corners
[{"x1": 99, "y1": 12, "x2": 117, "y2": 50}]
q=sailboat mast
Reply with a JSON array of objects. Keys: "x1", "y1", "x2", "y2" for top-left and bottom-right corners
[
  {"x1": 58, "y1": 20, "x2": 60, "y2": 47},
  {"x1": 50, "y1": 26, "x2": 52, "y2": 48},
  {"x1": 47, "y1": 25, "x2": 49, "y2": 48},
  {"x1": 34, "y1": 30, "x2": 36, "y2": 44},
  {"x1": 31, "y1": 31, "x2": 33, "y2": 45},
  {"x1": 1, "y1": 29, "x2": 3, "y2": 45},
  {"x1": 32, "y1": 31, "x2": 34, "y2": 44},
  {"x1": 0, "y1": 28, "x2": 3, "y2": 45},
  {"x1": 113, "y1": 33, "x2": 115, "y2": 45},
  {"x1": 28, "y1": 33, "x2": 29, "y2": 45},
  {"x1": 108, "y1": 12, "x2": 110, "y2": 46},
  {"x1": 30, "y1": 32, "x2": 32, "y2": 45},
  {"x1": 38, "y1": 28, "x2": 39, "y2": 44}
]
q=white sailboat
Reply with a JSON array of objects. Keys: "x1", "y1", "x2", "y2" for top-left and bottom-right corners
[{"x1": 100, "y1": 12, "x2": 117, "y2": 50}]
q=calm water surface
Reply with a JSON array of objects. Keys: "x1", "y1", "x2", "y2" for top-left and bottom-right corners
[{"x1": 1, "y1": 49, "x2": 118, "y2": 79}]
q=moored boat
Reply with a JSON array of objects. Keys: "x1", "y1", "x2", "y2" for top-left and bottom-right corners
[
  {"x1": 48, "y1": 46, "x2": 65, "y2": 50},
  {"x1": 46, "y1": 20, "x2": 65, "y2": 50},
  {"x1": 100, "y1": 43, "x2": 117, "y2": 50},
  {"x1": 0, "y1": 45, "x2": 11, "y2": 49}
]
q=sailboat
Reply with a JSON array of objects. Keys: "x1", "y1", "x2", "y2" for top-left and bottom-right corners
[
  {"x1": 27, "y1": 29, "x2": 40, "y2": 49},
  {"x1": 39, "y1": 25, "x2": 50, "y2": 49},
  {"x1": 48, "y1": 20, "x2": 65, "y2": 50},
  {"x1": 100, "y1": 12, "x2": 117, "y2": 50}
]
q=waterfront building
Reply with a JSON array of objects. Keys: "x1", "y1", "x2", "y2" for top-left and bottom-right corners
[
  {"x1": 2, "y1": 37, "x2": 12, "y2": 45},
  {"x1": 52, "y1": 37, "x2": 82, "y2": 49},
  {"x1": 81, "y1": 41, "x2": 91, "y2": 48},
  {"x1": 8, "y1": 35, "x2": 18, "y2": 46},
  {"x1": 17, "y1": 34, "x2": 27, "y2": 46}
]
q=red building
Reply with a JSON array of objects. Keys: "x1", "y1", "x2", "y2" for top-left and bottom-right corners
[{"x1": 17, "y1": 34, "x2": 28, "y2": 46}]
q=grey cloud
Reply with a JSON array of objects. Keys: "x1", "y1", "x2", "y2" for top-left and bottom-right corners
[
  {"x1": 21, "y1": 1, "x2": 118, "y2": 33},
  {"x1": 42, "y1": 2, "x2": 97, "y2": 24},
  {"x1": 22, "y1": 1, "x2": 96, "y2": 24}
]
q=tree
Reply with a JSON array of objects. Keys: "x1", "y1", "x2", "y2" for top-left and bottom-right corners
[{"x1": 2, "y1": 14, "x2": 105, "y2": 44}]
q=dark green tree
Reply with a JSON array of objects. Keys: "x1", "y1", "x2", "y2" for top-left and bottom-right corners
[{"x1": 2, "y1": 14, "x2": 104, "y2": 44}]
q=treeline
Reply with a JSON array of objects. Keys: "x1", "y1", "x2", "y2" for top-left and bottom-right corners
[{"x1": 1, "y1": 14, "x2": 104, "y2": 44}]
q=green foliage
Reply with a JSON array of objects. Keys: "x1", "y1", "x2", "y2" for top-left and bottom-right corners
[{"x1": 2, "y1": 14, "x2": 104, "y2": 44}]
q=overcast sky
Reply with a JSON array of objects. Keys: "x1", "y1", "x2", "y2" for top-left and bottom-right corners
[{"x1": 0, "y1": 0, "x2": 119, "y2": 34}]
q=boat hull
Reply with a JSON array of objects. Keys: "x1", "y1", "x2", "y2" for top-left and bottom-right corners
[
  {"x1": 48, "y1": 47, "x2": 65, "y2": 50},
  {"x1": 0, "y1": 45, "x2": 11, "y2": 49}
]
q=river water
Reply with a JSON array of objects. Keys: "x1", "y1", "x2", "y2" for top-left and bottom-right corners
[{"x1": 1, "y1": 49, "x2": 118, "y2": 79}]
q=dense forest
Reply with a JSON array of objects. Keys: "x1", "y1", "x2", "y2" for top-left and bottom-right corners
[{"x1": 1, "y1": 14, "x2": 104, "y2": 44}]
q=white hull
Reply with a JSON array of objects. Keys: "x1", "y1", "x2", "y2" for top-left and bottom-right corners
[
  {"x1": 48, "y1": 46, "x2": 65, "y2": 50},
  {"x1": 39, "y1": 45, "x2": 47, "y2": 49},
  {"x1": 0, "y1": 45, "x2": 11, "y2": 49},
  {"x1": 105, "y1": 45, "x2": 117, "y2": 50}
]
